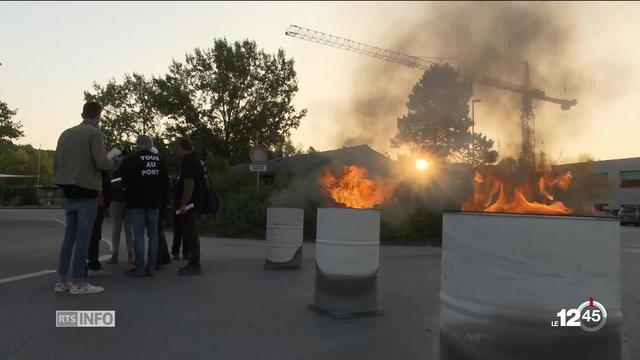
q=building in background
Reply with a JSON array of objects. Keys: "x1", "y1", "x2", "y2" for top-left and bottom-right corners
[{"x1": 555, "y1": 157, "x2": 640, "y2": 213}]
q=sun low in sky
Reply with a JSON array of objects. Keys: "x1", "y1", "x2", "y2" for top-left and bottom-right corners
[{"x1": 415, "y1": 159, "x2": 430, "y2": 172}]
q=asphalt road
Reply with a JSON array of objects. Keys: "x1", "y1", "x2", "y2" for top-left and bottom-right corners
[{"x1": 0, "y1": 208, "x2": 638, "y2": 360}]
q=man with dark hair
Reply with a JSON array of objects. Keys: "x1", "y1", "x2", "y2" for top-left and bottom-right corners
[
  {"x1": 175, "y1": 137, "x2": 204, "y2": 275},
  {"x1": 121, "y1": 135, "x2": 169, "y2": 277},
  {"x1": 53, "y1": 101, "x2": 113, "y2": 294}
]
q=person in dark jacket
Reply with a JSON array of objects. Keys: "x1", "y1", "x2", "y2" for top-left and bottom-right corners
[
  {"x1": 121, "y1": 135, "x2": 169, "y2": 277},
  {"x1": 170, "y1": 174, "x2": 189, "y2": 260},
  {"x1": 152, "y1": 146, "x2": 172, "y2": 269},
  {"x1": 175, "y1": 138, "x2": 204, "y2": 276},
  {"x1": 86, "y1": 170, "x2": 112, "y2": 275},
  {"x1": 108, "y1": 150, "x2": 134, "y2": 264}
]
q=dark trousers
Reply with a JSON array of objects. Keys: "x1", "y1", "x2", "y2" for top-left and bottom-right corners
[
  {"x1": 180, "y1": 210, "x2": 200, "y2": 267},
  {"x1": 171, "y1": 213, "x2": 190, "y2": 256},
  {"x1": 157, "y1": 208, "x2": 171, "y2": 266},
  {"x1": 87, "y1": 205, "x2": 105, "y2": 271}
]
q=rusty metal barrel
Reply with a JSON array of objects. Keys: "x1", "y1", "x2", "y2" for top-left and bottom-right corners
[
  {"x1": 264, "y1": 208, "x2": 303, "y2": 269},
  {"x1": 440, "y1": 211, "x2": 622, "y2": 360}
]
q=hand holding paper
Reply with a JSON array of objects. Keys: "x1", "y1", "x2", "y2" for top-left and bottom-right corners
[
  {"x1": 176, "y1": 203, "x2": 195, "y2": 215},
  {"x1": 106, "y1": 148, "x2": 122, "y2": 161}
]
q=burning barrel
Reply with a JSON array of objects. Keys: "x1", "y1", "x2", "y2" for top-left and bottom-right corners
[
  {"x1": 264, "y1": 208, "x2": 304, "y2": 269},
  {"x1": 440, "y1": 212, "x2": 622, "y2": 360},
  {"x1": 309, "y1": 207, "x2": 383, "y2": 318}
]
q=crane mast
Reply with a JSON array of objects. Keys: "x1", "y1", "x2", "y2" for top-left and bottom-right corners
[{"x1": 285, "y1": 25, "x2": 578, "y2": 168}]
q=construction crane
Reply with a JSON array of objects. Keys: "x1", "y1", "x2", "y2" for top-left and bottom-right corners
[{"x1": 285, "y1": 25, "x2": 578, "y2": 168}]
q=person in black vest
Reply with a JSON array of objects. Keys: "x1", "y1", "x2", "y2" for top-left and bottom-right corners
[
  {"x1": 121, "y1": 135, "x2": 169, "y2": 277},
  {"x1": 170, "y1": 174, "x2": 189, "y2": 260},
  {"x1": 108, "y1": 149, "x2": 134, "y2": 264},
  {"x1": 175, "y1": 138, "x2": 204, "y2": 276},
  {"x1": 151, "y1": 146, "x2": 172, "y2": 269}
]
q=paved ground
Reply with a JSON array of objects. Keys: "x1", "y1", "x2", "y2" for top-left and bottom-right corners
[{"x1": 0, "y1": 208, "x2": 638, "y2": 360}]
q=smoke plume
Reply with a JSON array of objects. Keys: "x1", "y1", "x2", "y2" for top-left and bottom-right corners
[{"x1": 334, "y1": 2, "x2": 589, "y2": 160}]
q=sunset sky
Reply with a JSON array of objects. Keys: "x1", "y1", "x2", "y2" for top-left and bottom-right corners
[{"x1": 1, "y1": 1, "x2": 639, "y2": 163}]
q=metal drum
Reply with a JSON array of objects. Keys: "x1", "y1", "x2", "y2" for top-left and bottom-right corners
[
  {"x1": 264, "y1": 208, "x2": 303, "y2": 269},
  {"x1": 440, "y1": 211, "x2": 622, "y2": 360},
  {"x1": 310, "y1": 207, "x2": 383, "y2": 318}
]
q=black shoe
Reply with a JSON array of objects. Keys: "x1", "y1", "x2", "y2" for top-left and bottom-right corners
[
  {"x1": 146, "y1": 265, "x2": 157, "y2": 275},
  {"x1": 178, "y1": 264, "x2": 191, "y2": 272},
  {"x1": 172, "y1": 254, "x2": 180, "y2": 261},
  {"x1": 178, "y1": 265, "x2": 202, "y2": 276},
  {"x1": 182, "y1": 254, "x2": 190, "y2": 260},
  {"x1": 85, "y1": 263, "x2": 102, "y2": 276},
  {"x1": 125, "y1": 268, "x2": 146, "y2": 277}
]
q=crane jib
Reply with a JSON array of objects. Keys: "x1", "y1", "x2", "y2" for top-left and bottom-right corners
[{"x1": 285, "y1": 24, "x2": 578, "y2": 168}]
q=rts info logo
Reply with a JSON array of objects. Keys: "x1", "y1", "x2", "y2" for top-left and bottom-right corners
[
  {"x1": 551, "y1": 297, "x2": 607, "y2": 332},
  {"x1": 56, "y1": 311, "x2": 115, "y2": 328}
]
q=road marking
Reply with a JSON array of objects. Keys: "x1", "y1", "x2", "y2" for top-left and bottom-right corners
[
  {"x1": 0, "y1": 270, "x2": 56, "y2": 284},
  {"x1": 49, "y1": 214, "x2": 66, "y2": 226},
  {"x1": 622, "y1": 246, "x2": 640, "y2": 254},
  {"x1": 0, "y1": 212, "x2": 116, "y2": 285}
]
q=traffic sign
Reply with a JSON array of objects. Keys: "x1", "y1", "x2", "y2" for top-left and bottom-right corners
[
  {"x1": 250, "y1": 144, "x2": 268, "y2": 165},
  {"x1": 250, "y1": 164, "x2": 267, "y2": 172}
]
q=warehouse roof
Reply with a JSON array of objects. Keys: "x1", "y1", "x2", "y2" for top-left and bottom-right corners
[{"x1": 231, "y1": 144, "x2": 394, "y2": 177}]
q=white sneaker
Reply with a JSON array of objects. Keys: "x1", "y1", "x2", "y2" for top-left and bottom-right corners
[
  {"x1": 54, "y1": 282, "x2": 72, "y2": 293},
  {"x1": 70, "y1": 283, "x2": 104, "y2": 295}
]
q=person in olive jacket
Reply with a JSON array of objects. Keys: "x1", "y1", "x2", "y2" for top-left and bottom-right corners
[
  {"x1": 53, "y1": 101, "x2": 113, "y2": 295},
  {"x1": 120, "y1": 135, "x2": 169, "y2": 277}
]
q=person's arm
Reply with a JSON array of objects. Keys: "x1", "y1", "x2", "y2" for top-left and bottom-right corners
[
  {"x1": 53, "y1": 136, "x2": 62, "y2": 176},
  {"x1": 180, "y1": 179, "x2": 194, "y2": 208},
  {"x1": 91, "y1": 132, "x2": 113, "y2": 170},
  {"x1": 120, "y1": 157, "x2": 132, "y2": 197},
  {"x1": 179, "y1": 158, "x2": 196, "y2": 213},
  {"x1": 160, "y1": 160, "x2": 170, "y2": 209}
]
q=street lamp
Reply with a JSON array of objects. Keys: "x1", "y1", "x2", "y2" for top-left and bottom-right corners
[{"x1": 471, "y1": 99, "x2": 482, "y2": 165}]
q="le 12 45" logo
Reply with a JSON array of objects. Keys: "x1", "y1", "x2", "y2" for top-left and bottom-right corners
[{"x1": 551, "y1": 297, "x2": 607, "y2": 332}]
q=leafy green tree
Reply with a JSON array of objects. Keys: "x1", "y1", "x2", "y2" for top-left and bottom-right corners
[
  {"x1": 85, "y1": 73, "x2": 165, "y2": 150},
  {"x1": 391, "y1": 63, "x2": 497, "y2": 164},
  {"x1": 0, "y1": 100, "x2": 23, "y2": 142},
  {"x1": 0, "y1": 142, "x2": 55, "y2": 205},
  {"x1": 154, "y1": 39, "x2": 306, "y2": 164}
]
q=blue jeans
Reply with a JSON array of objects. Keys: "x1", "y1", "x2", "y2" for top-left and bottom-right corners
[
  {"x1": 110, "y1": 201, "x2": 133, "y2": 258},
  {"x1": 131, "y1": 208, "x2": 159, "y2": 272},
  {"x1": 57, "y1": 198, "x2": 98, "y2": 281}
]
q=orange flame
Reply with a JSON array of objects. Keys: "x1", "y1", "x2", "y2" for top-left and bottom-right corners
[
  {"x1": 462, "y1": 168, "x2": 573, "y2": 215},
  {"x1": 318, "y1": 165, "x2": 395, "y2": 209}
]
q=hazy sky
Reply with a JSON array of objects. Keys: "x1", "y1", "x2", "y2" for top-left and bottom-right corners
[{"x1": 1, "y1": 1, "x2": 639, "y2": 163}]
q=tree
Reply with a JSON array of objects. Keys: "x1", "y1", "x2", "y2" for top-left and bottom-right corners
[
  {"x1": 0, "y1": 100, "x2": 24, "y2": 142},
  {"x1": 391, "y1": 63, "x2": 497, "y2": 164},
  {"x1": 0, "y1": 143, "x2": 55, "y2": 206},
  {"x1": 154, "y1": 39, "x2": 307, "y2": 164},
  {"x1": 85, "y1": 73, "x2": 165, "y2": 150}
]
